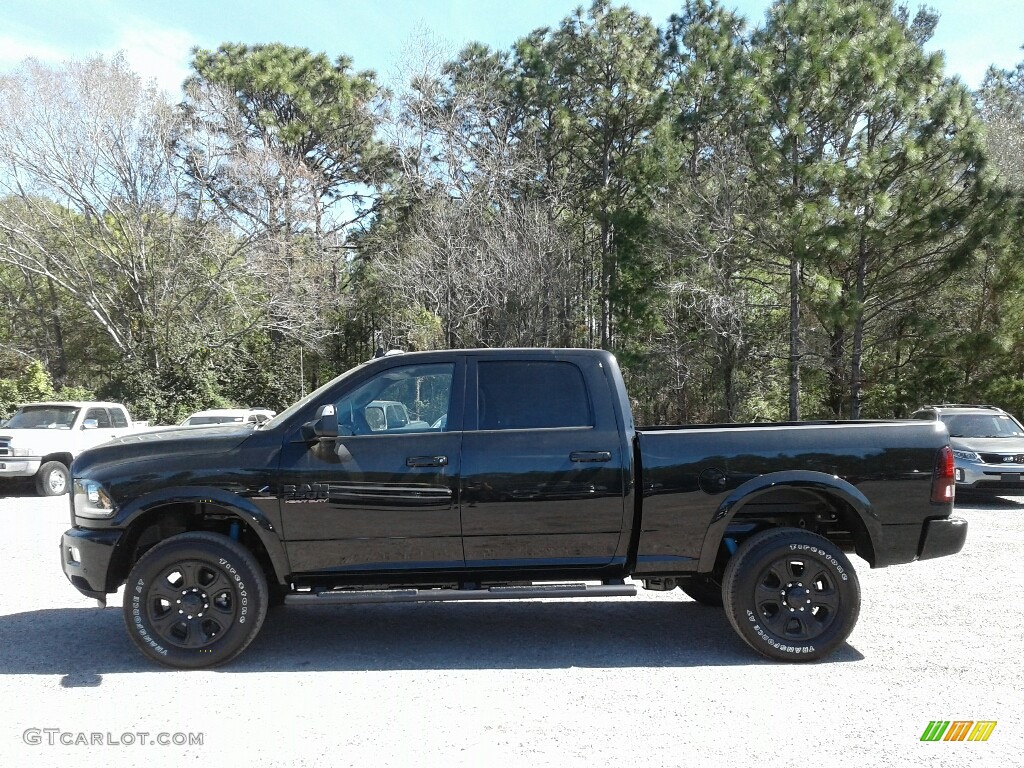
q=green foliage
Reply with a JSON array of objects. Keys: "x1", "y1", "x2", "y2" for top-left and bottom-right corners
[
  {"x1": 215, "y1": 337, "x2": 305, "y2": 414},
  {"x1": 1, "y1": 3, "x2": 1022, "y2": 427},
  {"x1": 98, "y1": 353, "x2": 229, "y2": 426},
  {"x1": 186, "y1": 42, "x2": 394, "y2": 202},
  {"x1": 0, "y1": 360, "x2": 94, "y2": 420},
  {"x1": 512, "y1": 0, "x2": 670, "y2": 347}
]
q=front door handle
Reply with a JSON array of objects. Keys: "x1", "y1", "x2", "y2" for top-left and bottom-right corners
[
  {"x1": 570, "y1": 451, "x2": 612, "y2": 463},
  {"x1": 407, "y1": 455, "x2": 448, "y2": 468}
]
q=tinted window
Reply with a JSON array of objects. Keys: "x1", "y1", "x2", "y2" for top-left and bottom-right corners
[
  {"x1": 85, "y1": 407, "x2": 111, "y2": 428},
  {"x1": 110, "y1": 408, "x2": 129, "y2": 428},
  {"x1": 477, "y1": 361, "x2": 591, "y2": 430},
  {"x1": 385, "y1": 403, "x2": 408, "y2": 427}
]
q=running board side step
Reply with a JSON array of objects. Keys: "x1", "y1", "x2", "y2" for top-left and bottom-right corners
[{"x1": 284, "y1": 582, "x2": 637, "y2": 606}]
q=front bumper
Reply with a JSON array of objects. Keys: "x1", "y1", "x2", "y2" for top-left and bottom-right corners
[
  {"x1": 0, "y1": 458, "x2": 41, "y2": 478},
  {"x1": 60, "y1": 527, "x2": 122, "y2": 599},
  {"x1": 955, "y1": 459, "x2": 1024, "y2": 492}
]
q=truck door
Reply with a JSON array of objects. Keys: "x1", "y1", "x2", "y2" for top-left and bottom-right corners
[
  {"x1": 82, "y1": 406, "x2": 124, "y2": 443},
  {"x1": 460, "y1": 355, "x2": 629, "y2": 568},
  {"x1": 277, "y1": 359, "x2": 465, "y2": 573}
]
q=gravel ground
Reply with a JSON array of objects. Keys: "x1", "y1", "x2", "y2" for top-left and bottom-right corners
[{"x1": 0, "y1": 489, "x2": 1019, "y2": 768}]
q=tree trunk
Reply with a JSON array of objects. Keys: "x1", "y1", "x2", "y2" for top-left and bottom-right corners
[
  {"x1": 827, "y1": 324, "x2": 846, "y2": 418},
  {"x1": 788, "y1": 251, "x2": 801, "y2": 421},
  {"x1": 849, "y1": 234, "x2": 869, "y2": 419}
]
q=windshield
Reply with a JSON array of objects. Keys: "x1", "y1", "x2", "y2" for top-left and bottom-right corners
[
  {"x1": 940, "y1": 413, "x2": 1024, "y2": 438},
  {"x1": 4, "y1": 405, "x2": 80, "y2": 429}
]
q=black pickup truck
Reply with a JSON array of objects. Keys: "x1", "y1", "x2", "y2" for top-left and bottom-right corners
[{"x1": 60, "y1": 348, "x2": 966, "y2": 669}]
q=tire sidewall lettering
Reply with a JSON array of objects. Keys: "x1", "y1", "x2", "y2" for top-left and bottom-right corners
[
  {"x1": 129, "y1": 581, "x2": 169, "y2": 656},
  {"x1": 745, "y1": 609, "x2": 815, "y2": 654},
  {"x1": 788, "y1": 543, "x2": 849, "y2": 581},
  {"x1": 130, "y1": 544, "x2": 264, "y2": 663},
  {"x1": 726, "y1": 530, "x2": 860, "y2": 662}
]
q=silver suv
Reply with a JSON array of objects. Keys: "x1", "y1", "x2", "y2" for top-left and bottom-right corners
[{"x1": 912, "y1": 404, "x2": 1024, "y2": 493}]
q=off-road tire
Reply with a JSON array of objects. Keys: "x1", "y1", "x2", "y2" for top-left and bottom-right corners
[
  {"x1": 123, "y1": 531, "x2": 268, "y2": 669},
  {"x1": 722, "y1": 528, "x2": 860, "y2": 662}
]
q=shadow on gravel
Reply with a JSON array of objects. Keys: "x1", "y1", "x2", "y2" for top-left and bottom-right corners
[
  {"x1": 0, "y1": 599, "x2": 864, "y2": 677},
  {"x1": 0, "y1": 481, "x2": 41, "y2": 498}
]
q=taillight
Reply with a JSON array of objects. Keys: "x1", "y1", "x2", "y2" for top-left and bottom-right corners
[{"x1": 931, "y1": 445, "x2": 955, "y2": 504}]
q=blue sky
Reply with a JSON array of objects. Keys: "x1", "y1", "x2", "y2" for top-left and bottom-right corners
[{"x1": 1, "y1": 0, "x2": 1020, "y2": 94}]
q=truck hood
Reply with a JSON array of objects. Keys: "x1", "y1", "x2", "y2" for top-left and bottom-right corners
[
  {"x1": 112, "y1": 423, "x2": 256, "y2": 444},
  {"x1": 0, "y1": 427, "x2": 72, "y2": 437},
  {"x1": 0, "y1": 428, "x2": 73, "y2": 453},
  {"x1": 72, "y1": 424, "x2": 257, "y2": 475},
  {"x1": 950, "y1": 436, "x2": 1024, "y2": 455}
]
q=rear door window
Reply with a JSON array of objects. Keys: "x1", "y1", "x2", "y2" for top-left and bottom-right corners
[{"x1": 476, "y1": 361, "x2": 592, "y2": 430}]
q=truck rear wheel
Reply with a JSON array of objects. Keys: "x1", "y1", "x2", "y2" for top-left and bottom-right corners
[
  {"x1": 722, "y1": 528, "x2": 860, "y2": 662},
  {"x1": 35, "y1": 461, "x2": 69, "y2": 496},
  {"x1": 123, "y1": 532, "x2": 268, "y2": 669}
]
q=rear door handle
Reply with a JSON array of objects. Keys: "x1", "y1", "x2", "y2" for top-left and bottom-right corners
[
  {"x1": 570, "y1": 451, "x2": 612, "y2": 463},
  {"x1": 407, "y1": 455, "x2": 448, "y2": 468}
]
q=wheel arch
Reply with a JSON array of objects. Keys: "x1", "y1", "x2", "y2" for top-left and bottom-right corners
[
  {"x1": 697, "y1": 471, "x2": 877, "y2": 574},
  {"x1": 107, "y1": 487, "x2": 289, "y2": 593},
  {"x1": 40, "y1": 452, "x2": 73, "y2": 468}
]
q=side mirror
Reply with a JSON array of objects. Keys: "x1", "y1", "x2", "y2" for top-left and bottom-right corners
[
  {"x1": 82, "y1": 419, "x2": 98, "y2": 430},
  {"x1": 303, "y1": 404, "x2": 338, "y2": 441}
]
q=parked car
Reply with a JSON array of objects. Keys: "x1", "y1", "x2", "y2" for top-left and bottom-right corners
[
  {"x1": 912, "y1": 403, "x2": 1024, "y2": 493},
  {"x1": 179, "y1": 408, "x2": 276, "y2": 427},
  {"x1": 61, "y1": 349, "x2": 964, "y2": 669},
  {"x1": 0, "y1": 401, "x2": 145, "y2": 495}
]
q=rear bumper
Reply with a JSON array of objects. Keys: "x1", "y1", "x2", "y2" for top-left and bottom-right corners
[
  {"x1": 60, "y1": 527, "x2": 122, "y2": 599},
  {"x1": 872, "y1": 515, "x2": 968, "y2": 566},
  {"x1": 918, "y1": 516, "x2": 968, "y2": 560}
]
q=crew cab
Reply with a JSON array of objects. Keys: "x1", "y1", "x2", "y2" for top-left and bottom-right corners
[
  {"x1": 0, "y1": 401, "x2": 144, "y2": 495},
  {"x1": 59, "y1": 349, "x2": 965, "y2": 669}
]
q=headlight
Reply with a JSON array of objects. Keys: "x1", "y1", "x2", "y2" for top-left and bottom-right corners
[
  {"x1": 73, "y1": 479, "x2": 115, "y2": 518},
  {"x1": 951, "y1": 449, "x2": 980, "y2": 462},
  {"x1": 7, "y1": 445, "x2": 33, "y2": 457}
]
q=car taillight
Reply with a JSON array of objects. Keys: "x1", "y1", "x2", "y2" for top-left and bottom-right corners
[{"x1": 932, "y1": 445, "x2": 955, "y2": 504}]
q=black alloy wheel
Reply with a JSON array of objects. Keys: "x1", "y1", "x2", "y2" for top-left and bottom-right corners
[
  {"x1": 722, "y1": 528, "x2": 860, "y2": 662},
  {"x1": 123, "y1": 531, "x2": 267, "y2": 669}
]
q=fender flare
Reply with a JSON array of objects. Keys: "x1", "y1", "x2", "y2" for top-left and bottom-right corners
[
  {"x1": 114, "y1": 485, "x2": 290, "y2": 585},
  {"x1": 697, "y1": 470, "x2": 874, "y2": 573}
]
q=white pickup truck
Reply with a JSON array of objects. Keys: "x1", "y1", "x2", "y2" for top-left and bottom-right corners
[{"x1": 0, "y1": 401, "x2": 145, "y2": 496}]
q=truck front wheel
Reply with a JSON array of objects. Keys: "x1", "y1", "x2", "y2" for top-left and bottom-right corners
[
  {"x1": 35, "y1": 461, "x2": 69, "y2": 496},
  {"x1": 722, "y1": 528, "x2": 860, "y2": 662},
  {"x1": 123, "y1": 532, "x2": 268, "y2": 669}
]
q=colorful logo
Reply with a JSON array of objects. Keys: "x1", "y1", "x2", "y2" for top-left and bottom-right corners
[{"x1": 921, "y1": 721, "x2": 997, "y2": 742}]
